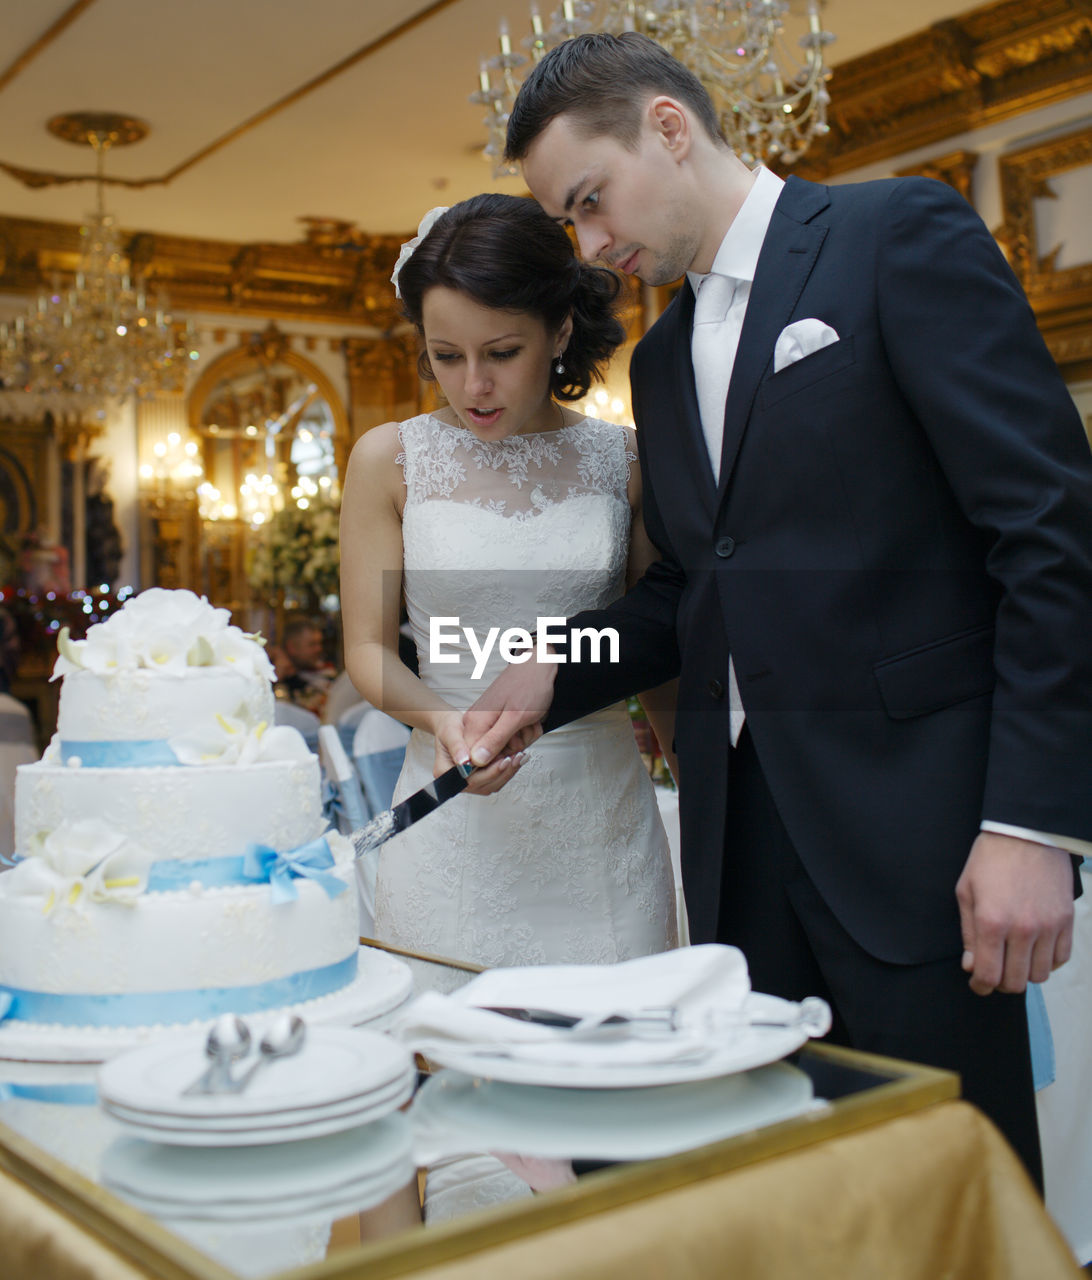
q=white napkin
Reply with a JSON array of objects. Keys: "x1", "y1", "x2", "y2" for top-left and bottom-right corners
[
  {"x1": 391, "y1": 945, "x2": 750, "y2": 1067},
  {"x1": 773, "y1": 318, "x2": 839, "y2": 373}
]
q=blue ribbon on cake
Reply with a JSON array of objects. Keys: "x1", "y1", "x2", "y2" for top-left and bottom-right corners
[
  {"x1": 0, "y1": 952, "x2": 357, "y2": 1028},
  {"x1": 60, "y1": 739, "x2": 181, "y2": 767},
  {"x1": 144, "y1": 835, "x2": 347, "y2": 903},
  {"x1": 0, "y1": 1081, "x2": 99, "y2": 1106}
]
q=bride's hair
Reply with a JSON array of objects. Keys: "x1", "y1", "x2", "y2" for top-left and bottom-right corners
[{"x1": 396, "y1": 193, "x2": 626, "y2": 402}]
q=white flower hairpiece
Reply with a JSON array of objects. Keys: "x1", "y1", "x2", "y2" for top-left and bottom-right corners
[{"x1": 391, "y1": 206, "x2": 449, "y2": 300}]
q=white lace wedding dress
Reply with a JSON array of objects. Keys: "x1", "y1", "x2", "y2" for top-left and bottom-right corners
[{"x1": 373, "y1": 413, "x2": 678, "y2": 986}]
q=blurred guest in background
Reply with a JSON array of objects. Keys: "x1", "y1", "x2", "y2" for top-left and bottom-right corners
[{"x1": 270, "y1": 616, "x2": 336, "y2": 715}]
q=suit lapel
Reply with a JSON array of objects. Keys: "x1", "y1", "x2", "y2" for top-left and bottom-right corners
[{"x1": 715, "y1": 178, "x2": 830, "y2": 505}]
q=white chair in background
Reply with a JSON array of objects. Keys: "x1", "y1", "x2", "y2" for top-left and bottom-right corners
[
  {"x1": 317, "y1": 724, "x2": 373, "y2": 934},
  {"x1": 352, "y1": 706, "x2": 410, "y2": 818},
  {"x1": 273, "y1": 700, "x2": 321, "y2": 752},
  {"x1": 0, "y1": 694, "x2": 37, "y2": 863}
]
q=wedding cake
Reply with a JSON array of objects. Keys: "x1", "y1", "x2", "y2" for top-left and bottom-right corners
[{"x1": 0, "y1": 589, "x2": 405, "y2": 1062}]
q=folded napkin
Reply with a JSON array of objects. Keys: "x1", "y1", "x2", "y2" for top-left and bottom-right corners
[{"x1": 391, "y1": 944, "x2": 751, "y2": 1068}]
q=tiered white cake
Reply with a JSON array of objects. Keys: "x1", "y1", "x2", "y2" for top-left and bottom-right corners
[{"x1": 0, "y1": 589, "x2": 396, "y2": 1061}]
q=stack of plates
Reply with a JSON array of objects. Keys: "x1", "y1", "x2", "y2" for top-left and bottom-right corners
[
  {"x1": 101, "y1": 1112, "x2": 415, "y2": 1227},
  {"x1": 98, "y1": 1026, "x2": 415, "y2": 1146}
]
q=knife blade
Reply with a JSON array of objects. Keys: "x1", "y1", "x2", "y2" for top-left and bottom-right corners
[{"x1": 350, "y1": 760, "x2": 475, "y2": 857}]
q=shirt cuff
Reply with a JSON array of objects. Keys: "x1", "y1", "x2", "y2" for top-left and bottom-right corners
[{"x1": 981, "y1": 821, "x2": 1092, "y2": 862}]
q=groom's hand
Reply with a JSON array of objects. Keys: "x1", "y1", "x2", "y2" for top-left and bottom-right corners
[
  {"x1": 956, "y1": 831, "x2": 1074, "y2": 996},
  {"x1": 463, "y1": 660, "x2": 556, "y2": 771}
]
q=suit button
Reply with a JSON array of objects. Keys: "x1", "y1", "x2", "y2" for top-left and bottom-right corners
[
  {"x1": 708, "y1": 679, "x2": 724, "y2": 699},
  {"x1": 715, "y1": 536, "x2": 736, "y2": 558}
]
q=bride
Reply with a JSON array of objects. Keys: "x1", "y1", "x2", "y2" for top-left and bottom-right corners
[{"x1": 340, "y1": 194, "x2": 678, "y2": 979}]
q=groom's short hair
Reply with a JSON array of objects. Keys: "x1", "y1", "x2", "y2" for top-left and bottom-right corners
[{"x1": 505, "y1": 31, "x2": 725, "y2": 162}]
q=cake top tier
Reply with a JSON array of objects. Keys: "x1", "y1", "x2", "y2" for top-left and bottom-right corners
[{"x1": 51, "y1": 589, "x2": 278, "y2": 754}]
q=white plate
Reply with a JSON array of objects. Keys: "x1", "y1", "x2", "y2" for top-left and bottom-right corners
[
  {"x1": 114, "y1": 1175, "x2": 411, "y2": 1228},
  {"x1": 101, "y1": 1069, "x2": 414, "y2": 1139},
  {"x1": 421, "y1": 993, "x2": 810, "y2": 1088},
  {"x1": 410, "y1": 1061, "x2": 818, "y2": 1164},
  {"x1": 114, "y1": 1171, "x2": 413, "y2": 1230},
  {"x1": 98, "y1": 1025, "x2": 412, "y2": 1120},
  {"x1": 100, "y1": 1074, "x2": 414, "y2": 1146},
  {"x1": 0, "y1": 944, "x2": 413, "y2": 1065},
  {"x1": 100, "y1": 1113, "x2": 414, "y2": 1215},
  {"x1": 100, "y1": 1068, "x2": 412, "y2": 1130}
]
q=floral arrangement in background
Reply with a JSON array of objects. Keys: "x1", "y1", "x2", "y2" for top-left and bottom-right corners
[{"x1": 248, "y1": 494, "x2": 340, "y2": 605}]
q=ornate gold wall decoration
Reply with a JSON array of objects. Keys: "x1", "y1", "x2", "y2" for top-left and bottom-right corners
[
  {"x1": 998, "y1": 123, "x2": 1092, "y2": 371},
  {"x1": 896, "y1": 150, "x2": 979, "y2": 204},
  {"x1": 790, "y1": 0, "x2": 1092, "y2": 181},
  {"x1": 0, "y1": 213, "x2": 406, "y2": 328},
  {"x1": 343, "y1": 333, "x2": 422, "y2": 441}
]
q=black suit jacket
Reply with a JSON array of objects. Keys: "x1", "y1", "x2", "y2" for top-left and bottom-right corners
[{"x1": 550, "y1": 175, "x2": 1092, "y2": 961}]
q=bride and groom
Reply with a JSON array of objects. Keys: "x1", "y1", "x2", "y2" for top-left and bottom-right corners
[{"x1": 343, "y1": 32, "x2": 1092, "y2": 1191}]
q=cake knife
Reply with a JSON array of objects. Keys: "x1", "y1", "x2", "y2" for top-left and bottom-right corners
[{"x1": 350, "y1": 760, "x2": 475, "y2": 857}]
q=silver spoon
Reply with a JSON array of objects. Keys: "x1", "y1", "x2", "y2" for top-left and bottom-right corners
[
  {"x1": 232, "y1": 1014, "x2": 307, "y2": 1092},
  {"x1": 181, "y1": 1014, "x2": 252, "y2": 1096}
]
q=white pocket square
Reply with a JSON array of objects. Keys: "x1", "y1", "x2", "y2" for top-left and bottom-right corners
[{"x1": 774, "y1": 319, "x2": 840, "y2": 373}]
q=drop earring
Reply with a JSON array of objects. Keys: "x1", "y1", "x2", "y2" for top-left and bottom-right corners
[{"x1": 554, "y1": 357, "x2": 565, "y2": 375}]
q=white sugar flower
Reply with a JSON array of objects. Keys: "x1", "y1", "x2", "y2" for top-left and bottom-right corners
[
  {"x1": 242, "y1": 722, "x2": 313, "y2": 766},
  {"x1": 168, "y1": 709, "x2": 254, "y2": 765},
  {"x1": 51, "y1": 626, "x2": 87, "y2": 679},
  {"x1": 211, "y1": 627, "x2": 276, "y2": 681},
  {"x1": 140, "y1": 627, "x2": 190, "y2": 673},
  {"x1": 7, "y1": 820, "x2": 148, "y2": 913}
]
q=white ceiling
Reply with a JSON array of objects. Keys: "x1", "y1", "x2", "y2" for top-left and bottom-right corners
[{"x1": 0, "y1": 0, "x2": 974, "y2": 243}]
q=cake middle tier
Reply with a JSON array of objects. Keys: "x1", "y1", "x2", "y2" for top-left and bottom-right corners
[
  {"x1": 15, "y1": 756, "x2": 324, "y2": 864},
  {"x1": 0, "y1": 864, "x2": 360, "y2": 1025}
]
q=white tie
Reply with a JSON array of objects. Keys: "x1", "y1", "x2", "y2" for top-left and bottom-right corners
[
  {"x1": 691, "y1": 272, "x2": 747, "y2": 746},
  {"x1": 691, "y1": 272, "x2": 738, "y2": 482}
]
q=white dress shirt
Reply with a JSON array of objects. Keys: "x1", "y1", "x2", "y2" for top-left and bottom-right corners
[
  {"x1": 688, "y1": 166, "x2": 783, "y2": 748},
  {"x1": 683, "y1": 167, "x2": 1091, "y2": 860}
]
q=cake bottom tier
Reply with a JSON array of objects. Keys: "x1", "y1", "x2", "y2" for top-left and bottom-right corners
[{"x1": 0, "y1": 945, "x2": 414, "y2": 1063}]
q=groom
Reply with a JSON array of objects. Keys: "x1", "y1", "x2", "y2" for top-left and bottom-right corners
[{"x1": 462, "y1": 32, "x2": 1092, "y2": 1186}]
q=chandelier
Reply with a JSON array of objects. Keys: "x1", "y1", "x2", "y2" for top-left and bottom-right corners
[
  {"x1": 472, "y1": 1, "x2": 835, "y2": 175},
  {"x1": 0, "y1": 112, "x2": 196, "y2": 411}
]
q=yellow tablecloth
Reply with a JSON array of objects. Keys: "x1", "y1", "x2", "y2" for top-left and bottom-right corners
[
  {"x1": 0, "y1": 1101, "x2": 1080, "y2": 1280},
  {"x1": 407, "y1": 1102, "x2": 1080, "y2": 1280}
]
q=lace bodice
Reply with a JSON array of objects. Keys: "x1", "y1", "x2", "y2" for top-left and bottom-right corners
[
  {"x1": 398, "y1": 414, "x2": 636, "y2": 702},
  {"x1": 374, "y1": 412, "x2": 677, "y2": 991}
]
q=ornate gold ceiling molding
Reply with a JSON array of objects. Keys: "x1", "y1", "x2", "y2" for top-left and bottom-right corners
[
  {"x1": 789, "y1": 0, "x2": 1092, "y2": 181},
  {"x1": 997, "y1": 122, "x2": 1092, "y2": 370},
  {"x1": 0, "y1": 211, "x2": 406, "y2": 328},
  {"x1": 0, "y1": 0, "x2": 462, "y2": 194}
]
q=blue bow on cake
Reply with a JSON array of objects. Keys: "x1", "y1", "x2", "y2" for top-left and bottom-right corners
[{"x1": 241, "y1": 836, "x2": 347, "y2": 905}]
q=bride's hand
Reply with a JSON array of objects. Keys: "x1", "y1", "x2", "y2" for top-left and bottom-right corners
[{"x1": 432, "y1": 709, "x2": 526, "y2": 796}]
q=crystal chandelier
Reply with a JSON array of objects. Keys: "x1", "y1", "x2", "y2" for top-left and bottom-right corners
[
  {"x1": 0, "y1": 112, "x2": 196, "y2": 411},
  {"x1": 473, "y1": 1, "x2": 835, "y2": 175}
]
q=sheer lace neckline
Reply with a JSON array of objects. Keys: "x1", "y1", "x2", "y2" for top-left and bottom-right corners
[{"x1": 424, "y1": 412, "x2": 592, "y2": 442}]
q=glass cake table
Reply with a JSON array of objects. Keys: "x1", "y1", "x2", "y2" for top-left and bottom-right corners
[{"x1": 2, "y1": 942, "x2": 1075, "y2": 1280}]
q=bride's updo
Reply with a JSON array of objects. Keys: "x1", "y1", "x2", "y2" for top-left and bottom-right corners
[{"x1": 395, "y1": 193, "x2": 626, "y2": 402}]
